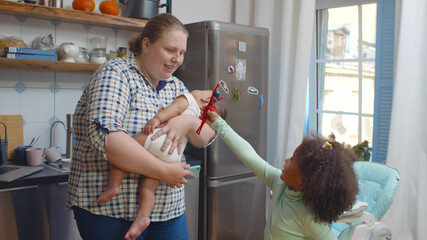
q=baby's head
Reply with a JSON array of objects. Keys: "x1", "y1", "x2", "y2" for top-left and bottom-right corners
[
  {"x1": 191, "y1": 90, "x2": 228, "y2": 119},
  {"x1": 282, "y1": 133, "x2": 359, "y2": 224}
]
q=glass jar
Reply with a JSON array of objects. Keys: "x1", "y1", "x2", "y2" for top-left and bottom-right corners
[
  {"x1": 90, "y1": 48, "x2": 107, "y2": 64},
  {"x1": 75, "y1": 47, "x2": 88, "y2": 63},
  {"x1": 107, "y1": 50, "x2": 117, "y2": 61},
  {"x1": 117, "y1": 47, "x2": 127, "y2": 58}
]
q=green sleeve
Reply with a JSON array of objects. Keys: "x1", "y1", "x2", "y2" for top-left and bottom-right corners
[{"x1": 210, "y1": 117, "x2": 279, "y2": 187}]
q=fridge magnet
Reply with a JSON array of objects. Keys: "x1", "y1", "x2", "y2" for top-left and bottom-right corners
[
  {"x1": 227, "y1": 65, "x2": 234, "y2": 74},
  {"x1": 219, "y1": 80, "x2": 229, "y2": 94},
  {"x1": 248, "y1": 86, "x2": 259, "y2": 95},
  {"x1": 259, "y1": 95, "x2": 264, "y2": 110},
  {"x1": 235, "y1": 59, "x2": 247, "y2": 81},
  {"x1": 232, "y1": 88, "x2": 240, "y2": 101}
]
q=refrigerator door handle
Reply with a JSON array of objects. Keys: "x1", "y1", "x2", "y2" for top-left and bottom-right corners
[{"x1": 208, "y1": 176, "x2": 258, "y2": 187}]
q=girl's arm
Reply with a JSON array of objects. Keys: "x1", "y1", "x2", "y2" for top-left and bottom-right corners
[{"x1": 209, "y1": 117, "x2": 273, "y2": 184}]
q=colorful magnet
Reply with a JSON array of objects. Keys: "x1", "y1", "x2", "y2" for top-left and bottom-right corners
[
  {"x1": 259, "y1": 95, "x2": 264, "y2": 110},
  {"x1": 247, "y1": 86, "x2": 259, "y2": 95},
  {"x1": 219, "y1": 80, "x2": 229, "y2": 94},
  {"x1": 227, "y1": 65, "x2": 234, "y2": 74},
  {"x1": 232, "y1": 88, "x2": 240, "y2": 101}
]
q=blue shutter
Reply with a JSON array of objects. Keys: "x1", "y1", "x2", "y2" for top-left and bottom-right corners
[{"x1": 372, "y1": 0, "x2": 395, "y2": 163}]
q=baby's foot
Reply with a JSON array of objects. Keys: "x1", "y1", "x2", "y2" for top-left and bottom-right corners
[
  {"x1": 124, "y1": 217, "x2": 150, "y2": 240},
  {"x1": 97, "y1": 187, "x2": 120, "y2": 204}
]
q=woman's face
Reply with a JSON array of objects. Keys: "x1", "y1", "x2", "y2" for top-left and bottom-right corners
[
  {"x1": 280, "y1": 145, "x2": 304, "y2": 191},
  {"x1": 140, "y1": 29, "x2": 187, "y2": 83}
]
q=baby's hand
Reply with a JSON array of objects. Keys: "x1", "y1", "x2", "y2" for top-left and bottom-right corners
[{"x1": 144, "y1": 117, "x2": 161, "y2": 135}]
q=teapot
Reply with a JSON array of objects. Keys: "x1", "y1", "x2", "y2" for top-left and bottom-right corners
[{"x1": 58, "y1": 43, "x2": 80, "y2": 62}]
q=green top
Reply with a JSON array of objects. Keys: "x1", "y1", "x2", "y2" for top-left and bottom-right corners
[{"x1": 210, "y1": 117, "x2": 337, "y2": 240}]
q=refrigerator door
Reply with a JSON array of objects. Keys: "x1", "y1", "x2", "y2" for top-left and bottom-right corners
[
  {"x1": 178, "y1": 21, "x2": 269, "y2": 178},
  {"x1": 207, "y1": 173, "x2": 266, "y2": 240}
]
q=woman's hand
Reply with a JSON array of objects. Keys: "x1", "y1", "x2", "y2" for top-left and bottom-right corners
[
  {"x1": 161, "y1": 162, "x2": 196, "y2": 188},
  {"x1": 150, "y1": 114, "x2": 198, "y2": 154}
]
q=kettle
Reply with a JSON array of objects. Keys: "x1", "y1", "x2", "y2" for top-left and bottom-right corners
[{"x1": 120, "y1": 0, "x2": 171, "y2": 20}]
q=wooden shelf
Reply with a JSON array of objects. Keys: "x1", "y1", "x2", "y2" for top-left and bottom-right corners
[
  {"x1": 0, "y1": 1, "x2": 147, "y2": 31},
  {"x1": 0, "y1": 58, "x2": 100, "y2": 73}
]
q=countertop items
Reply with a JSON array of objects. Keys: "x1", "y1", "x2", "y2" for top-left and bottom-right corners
[
  {"x1": 0, "y1": 164, "x2": 68, "y2": 190},
  {"x1": 0, "y1": 115, "x2": 23, "y2": 161}
]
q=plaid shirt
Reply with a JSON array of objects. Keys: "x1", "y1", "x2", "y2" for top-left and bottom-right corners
[{"x1": 66, "y1": 55, "x2": 189, "y2": 221}]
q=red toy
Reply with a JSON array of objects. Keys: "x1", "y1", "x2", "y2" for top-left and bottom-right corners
[{"x1": 196, "y1": 83, "x2": 222, "y2": 135}]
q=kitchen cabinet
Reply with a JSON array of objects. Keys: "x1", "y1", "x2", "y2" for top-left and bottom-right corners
[
  {"x1": 0, "y1": 182, "x2": 79, "y2": 240},
  {"x1": 0, "y1": 1, "x2": 147, "y2": 73}
]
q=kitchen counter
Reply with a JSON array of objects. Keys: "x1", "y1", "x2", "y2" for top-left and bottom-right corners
[{"x1": 0, "y1": 164, "x2": 69, "y2": 190}]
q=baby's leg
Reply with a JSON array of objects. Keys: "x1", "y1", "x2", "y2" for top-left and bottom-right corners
[
  {"x1": 97, "y1": 165, "x2": 126, "y2": 204},
  {"x1": 125, "y1": 177, "x2": 160, "y2": 240}
]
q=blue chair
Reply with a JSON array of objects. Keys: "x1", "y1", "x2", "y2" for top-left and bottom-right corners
[{"x1": 331, "y1": 161, "x2": 400, "y2": 240}]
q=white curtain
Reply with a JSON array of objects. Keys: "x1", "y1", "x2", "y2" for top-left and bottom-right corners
[
  {"x1": 252, "y1": 0, "x2": 315, "y2": 168},
  {"x1": 381, "y1": 0, "x2": 427, "y2": 239}
]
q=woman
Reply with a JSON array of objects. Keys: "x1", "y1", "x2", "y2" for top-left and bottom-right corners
[{"x1": 67, "y1": 13, "x2": 216, "y2": 240}]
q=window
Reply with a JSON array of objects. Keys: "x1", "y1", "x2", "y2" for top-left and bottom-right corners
[
  {"x1": 316, "y1": 3, "x2": 377, "y2": 147},
  {"x1": 308, "y1": 0, "x2": 396, "y2": 162}
]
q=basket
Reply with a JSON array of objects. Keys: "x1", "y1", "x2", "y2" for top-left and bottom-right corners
[{"x1": 0, "y1": 121, "x2": 8, "y2": 164}]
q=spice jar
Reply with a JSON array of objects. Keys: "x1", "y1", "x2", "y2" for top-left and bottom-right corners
[
  {"x1": 117, "y1": 47, "x2": 127, "y2": 58},
  {"x1": 107, "y1": 50, "x2": 117, "y2": 61}
]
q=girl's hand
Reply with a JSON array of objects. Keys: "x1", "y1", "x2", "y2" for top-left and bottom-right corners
[
  {"x1": 202, "y1": 105, "x2": 220, "y2": 124},
  {"x1": 161, "y1": 162, "x2": 195, "y2": 188},
  {"x1": 151, "y1": 114, "x2": 198, "y2": 154}
]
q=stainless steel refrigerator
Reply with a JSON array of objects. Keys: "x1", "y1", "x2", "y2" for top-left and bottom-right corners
[{"x1": 176, "y1": 21, "x2": 269, "y2": 240}]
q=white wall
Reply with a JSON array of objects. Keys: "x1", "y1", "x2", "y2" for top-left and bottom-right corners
[{"x1": 0, "y1": 0, "x2": 274, "y2": 157}]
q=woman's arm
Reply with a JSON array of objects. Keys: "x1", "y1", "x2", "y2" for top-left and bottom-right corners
[
  {"x1": 150, "y1": 113, "x2": 216, "y2": 154},
  {"x1": 106, "y1": 131, "x2": 194, "y2": 188}
]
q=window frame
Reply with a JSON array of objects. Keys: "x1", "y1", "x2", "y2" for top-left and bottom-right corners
[{"x1": 307, "y1": 0, "x2": 396, "y2": 163}]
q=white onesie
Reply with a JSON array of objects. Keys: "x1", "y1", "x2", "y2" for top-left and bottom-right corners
[{"x1": 144, "y1": 93, "x2": 200, "y2": 162}]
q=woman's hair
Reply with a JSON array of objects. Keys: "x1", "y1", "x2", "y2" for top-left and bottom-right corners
[
  {"x1": 297, "y1": 133, "x2": 359, "y2": 224},
  {"x1": 129, "y1": 13, "x2": 188, "y2": 55}
]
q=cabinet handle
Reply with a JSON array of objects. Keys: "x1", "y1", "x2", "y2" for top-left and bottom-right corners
[
  {"x1": 0, "y1": 185, "x2": 39, "y2": 192},
  {"x1": 58, "y1": 182, "x2": 68, "y2": 186}
]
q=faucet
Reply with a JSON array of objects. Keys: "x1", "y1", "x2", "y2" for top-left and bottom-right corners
[{"x1": 50, "y1": 114, "x2": 73, "y2": 158}]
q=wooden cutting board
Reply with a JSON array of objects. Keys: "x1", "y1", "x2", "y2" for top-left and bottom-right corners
[{"x1": 0, "y1": 115, "x2": 23, "y2": 160}]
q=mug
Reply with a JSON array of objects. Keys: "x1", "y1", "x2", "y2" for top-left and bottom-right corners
[
  {"x1": 15, "y1": 145, "x2": 32, "y2": 165},
  {"x1": 26, "y1": 148, "x2": 45, "y2": 166},
  {"x1": 45, "y1": 146, "x2": 62, "y2": 164},
  {"x1": 61, "y1": 158, "x2": 71, "y2": 171}
]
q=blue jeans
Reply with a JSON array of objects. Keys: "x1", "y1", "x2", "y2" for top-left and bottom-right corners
[{"x1": 72, "y1": 207, "x2": 189, "y2": 240}]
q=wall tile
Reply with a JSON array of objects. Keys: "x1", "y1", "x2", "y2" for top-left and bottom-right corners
[
  {"x1": 56, "y1": 22, "x2": 88, "y2": 49},
  {"x1": 21, "y1": 88, "x2": 54, "y2": 123},
  {"x1": 0, "y1": 15, "x2": 21, "y2": 38},
  {"x1": 0, "y1": 70, "x2": 20, "y2": 88},
  {"x1": 0, "y1": 88, "x2": 20, "y2": 114},
  {"x1": 20, "y1": 71, "x2": 54, "y2": 88},
  {"x1": 20, "y1": 17, "x2": 55, "y2": 48}
]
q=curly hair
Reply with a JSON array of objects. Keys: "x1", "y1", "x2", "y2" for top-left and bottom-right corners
[{"x1": 297, "y1": 133, "x2": 359, "y2": 224}]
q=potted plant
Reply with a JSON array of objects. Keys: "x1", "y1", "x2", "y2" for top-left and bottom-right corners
[{"x1": 353, "y1": 140, "x2": 372, "y2": 161}]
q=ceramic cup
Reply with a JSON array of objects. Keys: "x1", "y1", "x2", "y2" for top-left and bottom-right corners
[
  {"x1": 26, "y1": 148, "x2": 45, "y2": 166},
  {"x1": 61, "y1": 158, "x2": 71, "y2": 171},
  {"x1": 15, "y1": 145, "x2": 32, "y2": 165},
  {"x1": 45, "y1": 146, "x2": 62, "y2": 164}
]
